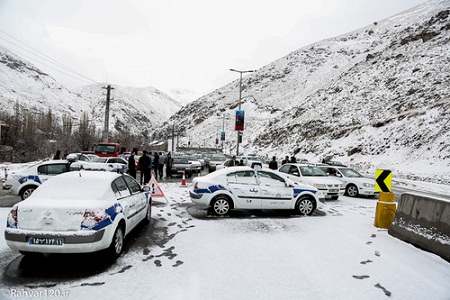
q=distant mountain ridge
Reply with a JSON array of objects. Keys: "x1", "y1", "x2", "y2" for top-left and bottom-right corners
[
  {"x1": 0, "y1": 47, "x2": 182, "y2": 135},
  {"x1": 150, "y1": 0, "x2": 450, "y2": 181}
]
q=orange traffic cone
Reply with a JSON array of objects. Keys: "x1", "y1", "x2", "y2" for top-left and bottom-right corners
[{"x1": 180, "y1": 171, "x2": 187, "y2": 187}]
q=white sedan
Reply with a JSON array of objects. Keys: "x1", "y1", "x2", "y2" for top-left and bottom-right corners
[
  {"x1": 5, "y1": 171, "x2": 152, "y2": 259},
  {"x1": 190, "y1": 166, "x2": 325, "y2": 216},
  {"x1": 317, "y1": 165, "x2": 377, "y2": 197}
]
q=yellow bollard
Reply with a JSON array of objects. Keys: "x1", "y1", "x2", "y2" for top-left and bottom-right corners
[{"x1": 374, "y1": 192, "x2": 396, "y2": 228}]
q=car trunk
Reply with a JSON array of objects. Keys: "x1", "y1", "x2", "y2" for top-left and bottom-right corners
[{"x1": 17, "y1": 199, "x2": 101, "y2": 232}]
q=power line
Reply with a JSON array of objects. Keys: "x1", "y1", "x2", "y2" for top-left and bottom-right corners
[{"x1": 0, "y1": 29, "x2": 99, "y2": 85}]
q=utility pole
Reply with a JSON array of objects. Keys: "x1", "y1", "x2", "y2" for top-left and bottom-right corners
[
  {"x1": 102, "y1": 85, "x2": 114, "y2": 142},
  {"x1": 229, "y1": 69, "x2": 254, "y2": 156}
]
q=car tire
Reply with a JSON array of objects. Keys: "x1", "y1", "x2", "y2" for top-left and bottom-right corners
[
  {"x1": 20, "y1": 186, "x2": 36, "y2": 200},
  {"x1": 144, "y1": 203, "x2": 152, "y2": 224},
  {"x1": 346, "y1": 184, "x2": 359, "y2": 197},
  {"x1": 107, "y1": 225, "x2": 125, "y2": 259},
  {"x1": 296, "y1": 196, "x2": 315, "y2": 216},
  {"x1": 212, "y1": 196, "x2": 231, "y2": 216},
  {"x1": 187, "y1": 172, "x2": 192, "y2": 178}
]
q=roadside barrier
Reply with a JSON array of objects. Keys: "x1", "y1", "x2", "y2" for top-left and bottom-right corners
[
  {"x1": 388, "y1": 193, "x2": 450, "y2": 262},
  {"x1": 374, "y1": 192, "x2": 396, "y2": 228}
]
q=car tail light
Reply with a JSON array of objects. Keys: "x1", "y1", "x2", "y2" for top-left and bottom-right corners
[
  {"x1": 81, "y1": 209, "x2": 108, "y2": 229},
  {"x1": 7, "y1": 207, "x2": 18, "y2": 228}
]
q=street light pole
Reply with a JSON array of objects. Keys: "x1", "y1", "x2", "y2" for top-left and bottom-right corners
[{"x1": 229, "y1": 68, "x2": 254, "y2": 156}]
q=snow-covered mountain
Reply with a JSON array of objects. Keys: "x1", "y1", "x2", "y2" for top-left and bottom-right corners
[
  {"x1": 151, "y1": 0, "x2": 450, "y2": 182},
  {"x1": 0, "y1": 47, "x2": 182, "y2": 134}
]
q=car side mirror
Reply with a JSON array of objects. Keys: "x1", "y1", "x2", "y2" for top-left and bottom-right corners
[{"x1": 142, "y1": 185, "x2": 151, "y2": 192}]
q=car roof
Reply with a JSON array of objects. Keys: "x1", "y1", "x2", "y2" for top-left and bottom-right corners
[{"x1": 29, "y1": 171, "x2": 123, "y2": 201}]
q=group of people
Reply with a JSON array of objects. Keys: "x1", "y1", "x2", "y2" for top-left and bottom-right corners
[{"x1": 127, "y1": 150, "x2": 174, "y2": 185}]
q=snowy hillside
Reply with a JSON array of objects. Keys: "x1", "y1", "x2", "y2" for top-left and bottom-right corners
[
  {"x1": 0, "y1": 47, "x2": 182, "y2": 134},
  {"x1": 151, "y1": 0, "x2": 450, "y2": 183},
  {"x1": 0, "y1": 46, "x2": 89, "y2": 118},
  {"x1": 72, "y1": 84, "x2": 182, "y2": 133}
]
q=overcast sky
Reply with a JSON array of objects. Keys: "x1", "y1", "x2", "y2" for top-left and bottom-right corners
[{"x1": 0, "y1": 0, "x2": 426, "y2": 100}]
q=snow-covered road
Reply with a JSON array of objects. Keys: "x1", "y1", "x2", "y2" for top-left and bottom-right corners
[{"x1": 1, "y1": 182, "x2": 449, "y2": 300}]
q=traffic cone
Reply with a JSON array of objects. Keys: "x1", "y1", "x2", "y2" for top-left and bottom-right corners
[{"x1": 180, "y1": 171, "x2": 187, "y2": 187}]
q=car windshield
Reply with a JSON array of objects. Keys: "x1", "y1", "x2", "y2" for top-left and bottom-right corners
[
  {"x1": 340, "y1": 168, "x2": 362, "y2": 178},
  {"x1": 174, "y1": 157, "x2": 188, "y2": 164},
  {"x1": 211, "y1": 156, "x2": 226, "y2": 161},
  {"x1": 299, "y1": 166, "x2": 327, "y2": 176}
]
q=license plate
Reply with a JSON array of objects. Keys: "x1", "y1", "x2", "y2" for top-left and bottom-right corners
[
  {"x1": 29, "y1": 237, "x2": 64, "y2": 246},
  {"x1": 329, "y1": 189, "x2": 338, "y2": 193}
]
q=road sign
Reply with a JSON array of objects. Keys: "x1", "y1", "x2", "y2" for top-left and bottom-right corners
[{"x1": 375, "y1": 169, "x2": 392, "y2": 192}]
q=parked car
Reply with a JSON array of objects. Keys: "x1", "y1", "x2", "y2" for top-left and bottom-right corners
[
  {"x1": 208, "y1": 154, "x2": 227, "y2": 172},
  {"x1": 172, "y1": 156, "x2": 192, "y2": 178},
  {"x1": 4, "y1": 171, "x2": 152, "y2": 259},
  {"x1": 89, "y1": 156, "x2": 128, "y2": 173},
  {"x1": 190, "y1": 166, "x2": 325, "y2": 216},
  {"x1": 186, "y1": 156, "x2": 202, "y2": 174},
  {"x1": 278, "y1": 163, "x2": 344, "y2": 200},
  {"x1": 2, "y1": 160, "x2": 73, "y2": 200},
  {"x1": 317, "y1": 166, "x2": 377, "y2": 197}
]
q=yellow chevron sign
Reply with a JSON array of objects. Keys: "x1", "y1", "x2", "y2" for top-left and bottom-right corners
[{"x1": 375, "y1": 169, "x2": 392, "y2": 192}]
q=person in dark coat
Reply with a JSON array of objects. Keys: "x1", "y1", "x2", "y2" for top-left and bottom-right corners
[
  {"x1": 128, "y1": 150, "x2": 137, "y2": 179},
  {"x1": 139, "y1": 150, "x2": 152, "y2": 185},
  {"x1": 53, "y1": 150, "x2": 61, "y2": 160},
  {"x1": 153, "y1": 152, "x2": 160, "y2": 180},
  {"x1": 269, "y1": 156, "x2": 278, "y2": 170},
  {"x1": 281, "y1": 156, "x2": 290, "y2": 165},
  {"x1": 166, "y1": 152, "x2": 173, "y2": 178}
]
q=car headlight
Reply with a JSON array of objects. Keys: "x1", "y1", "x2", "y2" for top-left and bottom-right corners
[
  {"x1": 315, "y1": 184, "x2": 327, "y2": 189},
  {"x1": 362, "y1": 182, "x2": 374, "y2": 187}
]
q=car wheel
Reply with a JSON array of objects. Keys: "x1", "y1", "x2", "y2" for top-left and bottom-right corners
[
  {"x1": 144, "y1": 203, "x2": 152, "y2": 223},
  {"x1": 107, "y1": 225, "x2": 124, "y2": 259},
  {"x1": 296, "y1": 196, "x2": 315, "y2": 216},
  {"x1": 346, "y1": 184, "x2": 359, "y2": 197},
  {"x1": 20, "y1": 186, "x2": 36, "y2": 200},
  {"x1": 212, "y1": 196, "x2": 231, "y2": 216}
]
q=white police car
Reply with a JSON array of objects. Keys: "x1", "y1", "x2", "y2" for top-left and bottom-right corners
[
  {"x1": 190, "y1": 166, "x2": 325, "y2": 216},
  {"x1": 5, "y1": 171, "x2": 151, "y2": 259},
  {"x1": 3, "y1": 160, "x2": 72, "y2": 200}
]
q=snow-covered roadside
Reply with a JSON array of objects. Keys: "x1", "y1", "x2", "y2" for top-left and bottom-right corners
[{"x1": 1, "y1": 182, "x2": 449, "y2": 299}]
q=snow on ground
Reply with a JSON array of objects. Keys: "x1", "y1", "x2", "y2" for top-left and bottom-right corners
[{"x1": 1, "y1": 182, "x2": 449, "y2": 300}]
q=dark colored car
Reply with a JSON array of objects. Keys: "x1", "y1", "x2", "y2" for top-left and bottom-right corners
[{"x1": 172, "y1": 157, "x2": 192, "y2": 178}]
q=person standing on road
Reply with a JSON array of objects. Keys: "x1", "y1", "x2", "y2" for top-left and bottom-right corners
[
  {"x1": 128, "y1": 150, "x2": 137, "y2": 179},
  {"x1": 166, "y1": 152, "x2": 173, "y2": 178},
  {"x1": 153, "y1": 152, "x2": 160, "y2": 180},
  {"x1": 290, "y1": 156, "x2": 297, "y2": 163},
  {"x1": 282, "y1": 156, "x2": 290, "y2": 165},
  {"x1": 158, "y1": 152, "x2": 165, "y2": 179},
  {"x1": 269, "y1": 156, "x2": 278, "y2": 170},
  {"x1": 139, "y1": 150, "x2": 152, "y2": 185},
  {"x1": 229, "y1": 155, "x2": 237, "y2": 167}
]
